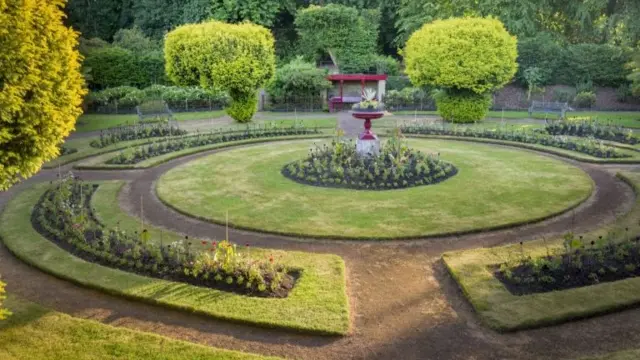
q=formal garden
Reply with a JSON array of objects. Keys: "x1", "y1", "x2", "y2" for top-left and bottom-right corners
[{"x1": 3, "y1": 1, "x2": 640, "y2": 360}]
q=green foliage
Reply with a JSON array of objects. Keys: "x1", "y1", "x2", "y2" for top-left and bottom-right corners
[
  {"x1": 83, "y1": 46, "x2": 166, "y2": 89},
  {"x1": 0, "y1": 0, "x2": 86, "y2": 190},
  {"x1": 523, "y1": 67, "x2": 543, "y2": 100},
  {"x1": 66, "y1": 0, "x2": 133, "y2": 40},
  {"x1": 132, "y1": 0, "x2": 183, "y2": 38},
  {"x1": 552, "y1": 88, "x2": 575, "y2": 103},
  {"x1": 295, "y1": 4, "x2": 378, "y2": 73},
  {"x1": 165, "y1": 21, "x2": 275, "y2": 123},
  {"x1": 516, "y1": 34, "x2": 563, "y2": 85},
  {"x1": 268, "y1": 57, "x2": 331, "y2": 98},
  {"x1": 113, "y1": 26, "x2": 161, "y2": 52},
  {"x1": 404, "y1": 17, "x2": 518, "y2": 94},
  {"x1": 573, "y1": 91, "x2": 597, "y2": 109},
  {"x1": 226, "y1": 95, "x2": 258, "y2": 124},
  {"x1": 0, "y1": 278, "x2": 9, "y2": 320},
  {"x1": 434, "y1": 90, "x2": 492, "y2": 123},
  {"x1": 210, "y1": 0, "x2": 281, "y2": 27},
  {"x1": 629, "y1": 52, "x2": 640, "y2": 97},
  {"x1": 559, "y1": 44, "x2": 631, "y2": 87}
]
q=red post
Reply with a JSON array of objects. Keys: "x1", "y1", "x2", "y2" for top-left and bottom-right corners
[{"x1": 361, "y1": 79, "x2": 365, "y2": 97}]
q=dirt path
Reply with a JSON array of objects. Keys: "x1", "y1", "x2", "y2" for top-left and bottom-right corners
[{"x1": 1, "y1": 141, "x2": 640, "y2": 360}]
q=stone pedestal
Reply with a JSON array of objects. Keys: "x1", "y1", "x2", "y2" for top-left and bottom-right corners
[{"x1": 356, "y1": 138, "x2": 380, "y2": 156}]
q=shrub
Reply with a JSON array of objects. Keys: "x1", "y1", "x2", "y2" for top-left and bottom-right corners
[
  {"x1": 404, "y1": 17, "x2": 518, "y2": 95},
  {"x1": 553, "y1": 88, "x2": 576, "y2": 103},
  {"x1": 0, "y1": 277, "x2": 9, "y2": 320},
  {"x1": 83, "y1": 46, "x2": 166, "y2": 89},
  {"x1": 616, "y1": 84, "x2": 634, "y2": 103},
  {"x1": 165, "y1": 21, "x2": 275, "y2": 123},
  {"x1": 0, "y1": 0, "x2": 86, "y2": 190},
  {"x1": 267, "y1": 57, "x2": 331, "y2": 98},
  {"x1": 516, "y1": 33, "x2": 564, "y2": 85},
  {"x1": 573, "y1": 91, "x2": 597, "y2": 108},
  {"x1": 384, "y1": 88, "x2": 431, "y2": 110},
  {"x1": 560, "y1": 44, "x2": 631, "y2": 87},
  {"x1": 434, "y1": 90, "x2": 492, "y2": 123}
]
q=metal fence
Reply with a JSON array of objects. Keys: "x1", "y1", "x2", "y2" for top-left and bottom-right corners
[{"x1": 85, "y1": 98, "x2": 227, "y2": 115}]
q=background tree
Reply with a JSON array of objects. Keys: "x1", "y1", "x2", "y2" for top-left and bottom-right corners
[
  {"x1": 66, "y1": 0, "x2": 133, "y2": 40},
  {"x1": 0, "y1": 0, "x2": 86, "y2": 190},
  {"x1": 165, "y1": 21, "x2": 275, "y2": 123},
  {"x1": 210, "y1": 0, "x2": 282, "y2": 27},
  {"x1": 267, "y1": 57, "x2": 331, "y2": 98},
  {"x1": 629, "y1": 52, "x2": 640, "y2": 96},
  {"x1": 404, "y1": 17, "x2": 517, "y2": 122}
]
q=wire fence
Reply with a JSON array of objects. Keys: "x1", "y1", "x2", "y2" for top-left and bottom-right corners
[{"x1": 85, "y1": 98, "x2": 227, "y2": 115}]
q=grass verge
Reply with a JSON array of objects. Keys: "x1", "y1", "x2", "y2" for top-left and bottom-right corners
[
  {"x1": 74, "y1": 135, "x2": 332, "y2": 170},
  {"x1": 0, "y1": 294, "x2": 281, "y2": 360},
  {"x1": 75, "y1": 110, "x2": 227, "y2": 132},
  {"x1": 442, "y1": 172, "x2": 640, "y2": 332},
  {"x1": 156, "y1": 138, "x2": 593, "y2": 240},
  {"x1": 0, "y1": 182, "x2": 350, "y2": 335}
]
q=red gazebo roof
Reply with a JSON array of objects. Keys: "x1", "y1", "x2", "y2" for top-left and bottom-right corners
[{"x1": 327, "y1": 74, "x2": 388, "y2": 81}]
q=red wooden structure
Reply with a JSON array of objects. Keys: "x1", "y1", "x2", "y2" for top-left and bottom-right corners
[{"x1": 327, "y1": 74, "x2": 388, "y2": 112}]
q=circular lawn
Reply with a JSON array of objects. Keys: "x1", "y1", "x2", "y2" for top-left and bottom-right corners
[{"x1": 156, "y1": 139, "x2": 593, "y2": 239}]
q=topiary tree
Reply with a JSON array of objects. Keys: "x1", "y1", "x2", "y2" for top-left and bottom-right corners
[
  {"x1": 0, "y1": 0, "x2": 86, "y2": 190},
  {"x1": 165, "y1": 21, "x2": 275, "y2": 123},
  {"x1": 404, "y1": 17, "x2": 517, "y2": 122}
]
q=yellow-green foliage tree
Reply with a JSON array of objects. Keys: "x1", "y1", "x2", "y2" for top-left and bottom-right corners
[
  {"x1": 165, "y1": 21, "x2": 275, "y2": 123},
  {"x1": 0, "y1": 278, "x2": 9, "y2": 320},
  {"x1": 404, "y1": 17, "x2": 517, "y2": 122},
  {"x1": 0, "y1": 0, "x2": 85, "y2": 190}
]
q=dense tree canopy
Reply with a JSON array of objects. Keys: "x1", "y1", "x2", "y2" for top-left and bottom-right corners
[
  {"x1": 165, "y1": 21, "x2": 275, "y2": 122},
  {"x1": 0, "y1": 0, "x2": 85, "y2": 190},
  {"x1": 267, "y1": 57, "x2": 331, "y2": 98}
]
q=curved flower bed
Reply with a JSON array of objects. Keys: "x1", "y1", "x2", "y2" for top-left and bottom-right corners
[
  {"x1": 282, "y1": 137, "x2": 457, "y2": 190},
  {"x1": 32, "y1": 177, "x2": 296, "y2": 297},
  {"x1": 545, "y1": 119, "x2": 638, "y2": 145},
  {"x1": 400, "y1": 123, "x2": 629, "y2": 159},
  {"x1": 107, "y1": 125, "x2": 321, "y2": 165},
  {"x1": 90, "y1": 122, "x2": 188, "y2": 148}
]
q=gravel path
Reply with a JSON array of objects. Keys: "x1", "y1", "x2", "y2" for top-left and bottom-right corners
[{"x1": 1, "y1": 139, "x2": 639, "y2": 360}]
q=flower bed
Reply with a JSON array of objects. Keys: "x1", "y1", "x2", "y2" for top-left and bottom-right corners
[
  {"x1": 493, "y1": 231, "x2": 640, "y2": 296},
  {"x1": 282, "y1": 132, "x2": 457, "y2": 190},
  {"x1": 32, "y1": 176, "x2": 296, "y2": 298},
  {"x1": 400, "y1": 123, "x2": 629, "y2": 159},
  {"x1": 107, "y1": 125, "x2": 321, "y2": 165},
  {"x1": 59, "y1": 146, "x2": 77, "y2": 156},
  {"x1": 90, "y1": 122, "x2": 188, "y2": 148},
  {"x1": 545, "y1": 119, "x2": 638, "y2": 145}
]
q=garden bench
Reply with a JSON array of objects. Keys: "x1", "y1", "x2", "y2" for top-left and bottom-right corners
[
  {"x1": 528, "y1": 101, "x2": 572, "y2": 119},
  {"x1": 136, "y1": 100, "x2": 176, "y2": 124},
  {"x1": 328, "y1": 96, "x2": 362, "y2": 113}
]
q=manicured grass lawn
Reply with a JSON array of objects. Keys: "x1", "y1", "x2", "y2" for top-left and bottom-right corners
[
  {"x1": 442, "y1": 172, "x2": 640, "y2": 332},
  {"x1": 391, "y1": 110, "x2": 640, "y2": 128},
  {"x1": 45, "y1": 136, "x2": 159, "y2": 168},
  {"x1": 76, "y1": 110, "x2": 227, "y2": 132},
  {"x1": 157, "y1": 139, "x2": 593, "y2": 239},
  {"x1": 0, "y1": 182, "x2": 350, "y2": 335},
  {"x1": 0, "y1": 295, "x2": 280, "y2": 360}
]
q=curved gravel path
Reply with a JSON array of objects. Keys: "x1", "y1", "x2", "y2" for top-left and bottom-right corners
[{"x1": 1, "y1": 140, "x2": 640, "y2": 360}]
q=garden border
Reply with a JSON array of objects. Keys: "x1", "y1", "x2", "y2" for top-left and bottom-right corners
[
  {"x1": 402, "y1": 134, "x2": 640, "y2": 164},
  {"x1": 154, "y1": 138, "x2": 595, "y2": 241},
  {"x1": 0, "y1": 182, "x2": 350, "y2": 335},
  {"x1": 442, "y1": 172, "x2": 640, "y2": 332}
]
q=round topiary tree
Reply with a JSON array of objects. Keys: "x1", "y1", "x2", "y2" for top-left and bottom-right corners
[
  {"x1": 404, "y1": 17, "x2": 517, "y2": 123},
  {"x1": 0, "y1": 0, "x2": 86, "y2": 190},
  {"x1": 165, "y1": 21, "x2": 276, "y2": 123}
]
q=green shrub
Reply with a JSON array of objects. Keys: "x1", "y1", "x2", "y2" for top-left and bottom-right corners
[
  {"x1": 616, "y1": 84, "x2": 634, "y2": 102},
  {"x1": 434, "y1": 90, "x2": 492, "y2": 123},
  {"x1": 516, "y1": 33, "x2": 563, "y2": 85},
  {"x1": 267, "y1": 56, "x2": 330, "y2": 98},
  {"x1": 573, "y1": 91, "x2": 597, "y2": 108},
  {"x1": 226, "y1": 94, "x2": 258, "y2": 123},
  {"x1": 552, "y1": 88, "x2": 575, "y2": 103},
  {"x1": 0, "y1": 277, "x2": 9, "y2": 320},
  {"x1": 560, "y1": 44, "x2": 631, "y2": 87},
  {"x1": 404, "y1": 17, "x2": 518, "y2": 95},
  {"x1": 165, "y1": 21, "x2": 275, "y2": 123},
  {"x1": 83, "y1": 46, "x2": 166, "y2": 89}
]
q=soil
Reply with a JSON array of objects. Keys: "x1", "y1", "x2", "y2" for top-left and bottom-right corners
[
  {"x1": 493, "y1": 239, "x2": 640, "y2": 296},
  {"x1": 1, "y1": 140, "x2": 640, "y2": 360}
]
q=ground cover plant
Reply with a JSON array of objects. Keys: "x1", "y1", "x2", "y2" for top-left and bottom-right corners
[
  {"x1": 544, "y1": 119, "x2": 639, "y2": 145},
  {"x1": 400, "y1": 122, "x2": 628, "y2": 159},
  {"x1": 494, "y1": 230, "x2": 640, "y2": 295},
  {"x1": 107, "y1": 123, "x2": 320, "y2": 165},
  {"x1": 442, "y1": 172, "x2": 640, "y2": 331},
  {"x1": 282, "y1": 129, "x2": 457, "y2": 190},
  {"x1": 157, "y1": 138, "x2": 593, "y2": 239},
  {"x1": 90, "y1": 122, "x2": 187, "y2": 148},
  {"x1": 0, "y1": 295, "x2": 281, "y2": 360},
  {"x1": 32, "y1": 175, "x2": 296, "y2": 297}
]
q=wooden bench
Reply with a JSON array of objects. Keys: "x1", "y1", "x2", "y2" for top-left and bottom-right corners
[
  {"x1": 136, "y1": 100, "x2": 176, "y2": 124},
  {"x1": 328, "y1": 96, "x2": 361, "y2": 113},
  {"x1": 528, "y1": 101, "x2": 572, "y2": 119}
]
